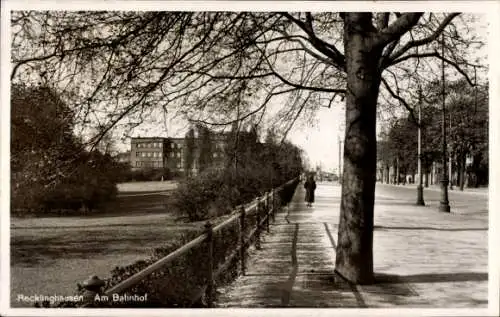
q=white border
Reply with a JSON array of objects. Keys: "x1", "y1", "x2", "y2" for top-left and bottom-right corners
[{"x1": 1, "y1": 1, "x2": 499, "y2": 317}]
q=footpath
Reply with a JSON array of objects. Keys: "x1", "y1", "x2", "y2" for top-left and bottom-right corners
[{"x1": 215, "y1": 183, "x2": 488, "y2": 308}]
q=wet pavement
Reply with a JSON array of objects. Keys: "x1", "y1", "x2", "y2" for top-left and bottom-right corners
[{"x1": 216, "y1": 182, "x2": 488, "y2": 308}]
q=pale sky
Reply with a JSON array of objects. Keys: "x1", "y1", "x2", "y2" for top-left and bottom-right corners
[{"x1": 287, "y1": 105, "x2": 345, "y2": 173}]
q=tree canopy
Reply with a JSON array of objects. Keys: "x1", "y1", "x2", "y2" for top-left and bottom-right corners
[
  {"x1": 11, "y1": 11, "x2": 485, "y2": 145},
  {"x1": 378, "y1": 77, "x2": 488, "y2": 186}
]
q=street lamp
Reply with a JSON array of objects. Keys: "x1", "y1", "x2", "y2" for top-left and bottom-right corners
[
  {"x1": 338, "y1": 137, "x2": 343, "y2": 183},
  {"x1": 416, "y1": 87, "x2": 425, "y2": 206},
  {"x1": 448, "y1": 112, "x2": 454, "y2": 190},
  {"x1": 439, "y1": 34, "x2": 451, "y2": 213}
]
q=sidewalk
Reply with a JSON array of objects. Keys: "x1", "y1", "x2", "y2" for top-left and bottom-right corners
[
  {"x1": 381, "y1": 182, "x2": 488, "y2": 196},
  {"x1": 216, "y1": 183, "x2": 488, "y2": 308}
]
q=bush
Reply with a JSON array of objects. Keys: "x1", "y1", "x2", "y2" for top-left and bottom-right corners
[
  {"x1": 12, "y1": 150, "x2": 124, "y2": 216},
  {"x1": 172, "y1": 164, "x2": 301, "y2": 222},
  {"x1": 172, "y1": 169, "x2": 235, "y2": 221}
]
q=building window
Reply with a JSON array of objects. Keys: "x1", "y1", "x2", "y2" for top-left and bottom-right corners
[
  {"x1": 177, "y1": 152, "x2": 181, "y2": 158},
  {"x1": 171, "y1": 143, "x2": 175, "y2": 149},
  {"x1": 136, "y1": 162, "x2": 140, "y2": 167},
  {"x1": 177, "y1": 163, "x2": 181, "y2": 168},
  {"x1": 136, "y1": 152, "x2": 140, "y2": 157},
  {"x1": 213, "y1": 153, "x2": 218, "y2": 158},
  {"x1": 158, "y1": 152, "x2": 162, "y2": 157}
]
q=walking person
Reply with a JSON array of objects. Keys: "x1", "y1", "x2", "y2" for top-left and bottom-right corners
[{"x1": 304, "y1": 174, "x2": 317, "y2": 207}]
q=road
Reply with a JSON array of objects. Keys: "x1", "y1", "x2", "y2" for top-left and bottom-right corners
[{"x1": 217, "y1": 181, "x2": 488, "y2": 308}]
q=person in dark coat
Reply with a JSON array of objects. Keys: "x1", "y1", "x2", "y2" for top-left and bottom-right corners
[{"x1": 304, "y1": 175, "x2": 317, "y2": 207}]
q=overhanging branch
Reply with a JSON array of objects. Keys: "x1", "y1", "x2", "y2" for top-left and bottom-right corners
[
  {"x1": 374, "y1": 13, "x2": 423, "y2": 48},
  {"x1": 381, "y1": 76, "x2": 420, "y2": 127},
  {"x1": 386, "y1": 13, "x2": 461, "y2": 64},
  {"x1": 257, "y1": 45, "x2": 346, "y2": 94},
  {"x1": 280, "y1": 12, "x2": 346, "y2": 71},
  {"x1": 387, "y1": 50, "x2": 475, "y2": 86}
]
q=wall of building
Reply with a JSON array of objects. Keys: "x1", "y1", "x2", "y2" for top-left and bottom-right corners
[{"x1": 130, "y1": 138, "x2": 166, "y2": 169}]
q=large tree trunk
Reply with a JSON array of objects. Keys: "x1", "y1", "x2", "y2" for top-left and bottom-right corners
[{"x1": 335, "y1": 13, "x2": 382, "y2": 284}]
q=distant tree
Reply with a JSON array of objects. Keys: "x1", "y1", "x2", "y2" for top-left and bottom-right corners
[
  {"x1": 382, "y1": 77, "x2": 488, "y2": 189},
  {"x1": 197, "y1": 124, "x2": 213, "y2": 173},
  {"x1": 183, "y1": 127, "x2": 195, "y2": 177},
  {"x1": 422, "y1": 78, "x2": 489, "y2": 188}
]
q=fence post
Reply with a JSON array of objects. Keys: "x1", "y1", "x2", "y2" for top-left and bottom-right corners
[
  {"x1": 204, "y1": 221, "x2": 214, "y2": 308},
  {"x1": 239, "y1": 206, "x2": 246, "y2": 275},
  {"x1": 80, "y1": 275, "x2": 105, "y2": 307},
  {"x1": 255, "y1": 201, "x2": 262, "y2": 250},
  {"x1": 265, "y1": 193, "x2": 270, "y2": 233}
]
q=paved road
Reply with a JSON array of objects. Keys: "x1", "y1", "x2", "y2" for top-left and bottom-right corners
[{"x1": 216, "y1": 182, "x2": 488, "y2": 308}]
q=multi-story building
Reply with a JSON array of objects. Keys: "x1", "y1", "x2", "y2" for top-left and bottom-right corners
[
  {"x1": 130, "y1": 137, "x2": 169, "y2": 170},
  {"x1": 130, "y1": 135, "x2": 229, "y2": 174}
]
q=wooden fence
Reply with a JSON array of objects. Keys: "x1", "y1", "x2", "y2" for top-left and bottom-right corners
[{"x1": 76, "y1": 177, "x2": 299, "y2": 308}]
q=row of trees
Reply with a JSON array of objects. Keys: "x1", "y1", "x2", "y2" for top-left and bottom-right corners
[
  {"x1": 174, "y1": 122, "x2": 303, "y2": 221},
  {"x1": 11, "y1": 84, "x2": 127, "y2": 215},
  {"x1": 378, "y1": 78, "x2": 488, "y2": 189}
]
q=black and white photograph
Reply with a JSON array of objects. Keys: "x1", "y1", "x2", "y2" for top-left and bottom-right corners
[{"x1": 1, "y1": 1, "x2": 499, "y2": 316}]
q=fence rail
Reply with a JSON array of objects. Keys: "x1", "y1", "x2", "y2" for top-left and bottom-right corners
[{"x1": 75, "y1": 177, "x2": 299, "y2": 308}]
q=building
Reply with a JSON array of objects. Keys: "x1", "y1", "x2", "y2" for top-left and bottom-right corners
[
  {"x1": 130, "y1": 137, "x2": 169, "y2": 170},
  {"x1": 130, "y1": 134, "x2": 229, "y2": 174}
]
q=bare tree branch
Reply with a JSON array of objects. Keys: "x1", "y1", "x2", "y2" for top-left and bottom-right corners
[
  {"x1": 386, "y1": 13, "x2": 461, "y2": 64},
  {"x1": 387, "y1": 50, "x2": 475, "y2": 86},
  {"x1": 381, "y1": 76, "x2": 420, "y2": 127},
  {"x1": 280, "y1": 12, "x2": 346, "y2": 71},
  {"x1": 374, "y1": 13, "x2": 423, "y2": 48}
]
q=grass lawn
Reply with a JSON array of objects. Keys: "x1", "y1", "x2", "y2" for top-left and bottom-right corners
[
  {"x1": 116, "y1": 180, "x2": 178, "y2": 193},
  {"x1": 9, "y1": 180, "x2": 202, "y2": 307}
]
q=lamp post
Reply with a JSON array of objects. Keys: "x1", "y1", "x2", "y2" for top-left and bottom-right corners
[
  {"x1": 439, "y1": 34, "x2": 451, "y2": 213},
  {"x1": 416, "y1": 87, "x2": 425, "y2": 206},
  {"x1": 338, "y1": 137, "x2": 342, "y2": 183},
  {"x1": 449, "y1": 113, "x2": 453, "y2": 190}
]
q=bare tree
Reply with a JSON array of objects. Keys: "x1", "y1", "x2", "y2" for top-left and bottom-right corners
[{"x1": 11, "y1": 11, "x2": 485, "y2": 284}]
